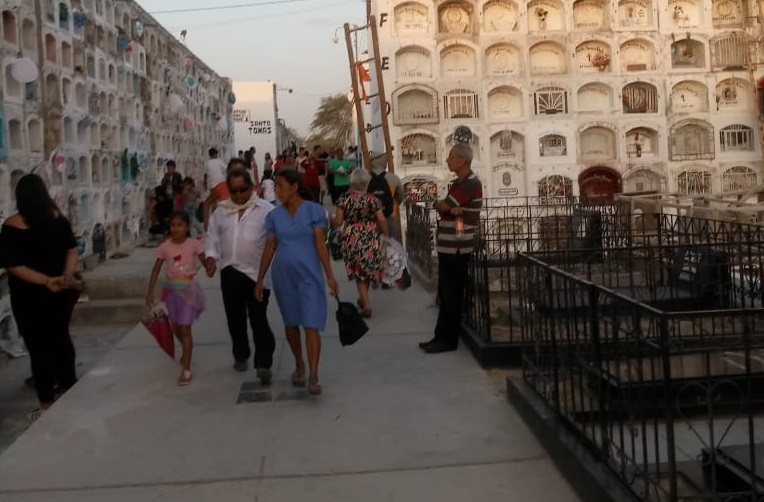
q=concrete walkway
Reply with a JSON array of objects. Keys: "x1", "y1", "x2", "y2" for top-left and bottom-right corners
[{"x1": 0, "y1": 260, "x2": 578, "y2": 501}]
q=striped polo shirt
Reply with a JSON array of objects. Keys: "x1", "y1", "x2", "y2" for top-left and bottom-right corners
[{"x1": 436, "y1": 172, "x2": 483, "y2": 255}]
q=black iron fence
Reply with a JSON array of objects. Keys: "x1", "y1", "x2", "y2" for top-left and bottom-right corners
[
  {"x1": 464, "y1": 197, "x2": 624, "y2": 351},
  {"x1": 464, "y1": 203, "x2": 764, "y2": 348},
  {"x1": 404, "y1": 199, "x2": 437, "y2": 280},
  {"x1": 518, "y1": 251, "x2": 764, "y2": 501},
  {"x1": 405, "y1": 196, "x2": 764, "y2": 365}
]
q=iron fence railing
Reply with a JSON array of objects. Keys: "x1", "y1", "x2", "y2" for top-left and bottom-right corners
[
  {"x1": 404, "y1": 199, "x2": 437, "y2": 280},
  {"x1": 405, "y1": 195, "x2": 764, "y2": 352},
  {"x1": 462, "y1": 201, "x2": 764, "y2": 347},
  {"x1": 519, "y1": 252, "x2": 764, "y2": 501},
  {"x1": 464, "y1": 197, "x2": 624, "y2": 345}
]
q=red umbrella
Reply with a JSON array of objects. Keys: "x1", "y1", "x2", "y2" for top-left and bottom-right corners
[{"x1": 142, "y1": 309, "x2": 175, "y2": 360}]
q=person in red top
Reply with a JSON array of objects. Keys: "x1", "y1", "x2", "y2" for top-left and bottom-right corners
[
  {"x1": 273, "y1": 154, "x2": 284, "y2": 173},
  {"x1": 300, "y1": 154, "x2": 323, "y2": 202}
]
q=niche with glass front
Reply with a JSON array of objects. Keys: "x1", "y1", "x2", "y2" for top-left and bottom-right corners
[{"x1": 400, "y1": 133, "x2": 438, "y2": 166}]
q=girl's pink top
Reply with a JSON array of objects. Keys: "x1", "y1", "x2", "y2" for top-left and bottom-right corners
[{"x1": 157, "y1": 238, "x2": 203, "y2": 280}]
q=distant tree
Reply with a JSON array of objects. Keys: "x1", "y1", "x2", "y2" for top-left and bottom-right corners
[{"x1": 309, "y1": 94, "x2": 352, "y2": 150}]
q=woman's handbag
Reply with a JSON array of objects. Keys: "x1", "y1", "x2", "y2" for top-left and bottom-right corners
[
  {"x1": 141, "y1": 307, "x2": 175, "y2": 359},
  {"x1": 335, "y1": 295, "x2": 368, "y2": 346}
]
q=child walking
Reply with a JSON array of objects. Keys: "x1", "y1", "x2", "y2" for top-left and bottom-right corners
[
  {"x1": 146, "y1": 212, "x2": 207, "y2": 386},
  {"x1": 181, "y1": 177, "x2": 203, "y2": 237}
]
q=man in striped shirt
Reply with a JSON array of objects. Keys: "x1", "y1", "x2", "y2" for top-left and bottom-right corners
[{"x1": 420, "y1": 144, "x2": 483, "y2": 354}]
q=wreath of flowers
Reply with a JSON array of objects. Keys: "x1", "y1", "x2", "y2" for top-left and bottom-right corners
[{"x1": 591, "y1": 53, "x2": 610, "y2": 70}]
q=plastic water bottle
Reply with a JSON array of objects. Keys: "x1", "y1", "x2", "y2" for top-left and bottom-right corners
[{"x1": 455, "y1": 216, "x2": 464, "y2": 238}]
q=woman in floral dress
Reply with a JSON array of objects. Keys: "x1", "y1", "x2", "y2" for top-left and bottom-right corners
[{"x1": 333, "y1": 169, "x2": 389, "y2": 318}]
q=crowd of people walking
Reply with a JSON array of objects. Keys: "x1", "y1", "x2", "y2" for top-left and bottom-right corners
[{"x1": 0, "y1": 141, "x2": 482, "y2": 419}]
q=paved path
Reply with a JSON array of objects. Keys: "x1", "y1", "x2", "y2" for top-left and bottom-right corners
[{"x1": 0, "y1": 261, "x2": 578, "y2": 501}]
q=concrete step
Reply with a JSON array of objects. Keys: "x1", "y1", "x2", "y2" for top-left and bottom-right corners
[
  {"x1": 83, "y1": 276, "x2": 150, "y2": 300},
  {"x1": 71, "y1": 298, "x2": 146, "y2": 326}
]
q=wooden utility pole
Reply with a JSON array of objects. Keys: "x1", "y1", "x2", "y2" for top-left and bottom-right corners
[
  {"x1": 344, "y1": 23, "x2": 372, "y2": 171},
  {"x1": 343, "y1": 16, "x2": 395, "y2": 174},
  {"x1": 344, "y1": 13, "x2": 403, "y2": 239}
]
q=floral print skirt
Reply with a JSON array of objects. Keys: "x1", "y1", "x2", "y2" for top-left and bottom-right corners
[{"x1": 341, "y1": 222, "x2": 382, "y2": 284}]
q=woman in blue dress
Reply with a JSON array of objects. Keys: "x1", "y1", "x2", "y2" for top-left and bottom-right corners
[{"x1": 256, "y1": 169, "x2": 339, "y2": 395}]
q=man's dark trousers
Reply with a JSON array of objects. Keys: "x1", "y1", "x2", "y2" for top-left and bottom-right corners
[
  {"x1": 220, "y1": 266, "x2": 275, "y2": 368},
  {"x1": 433, "y1": 252, "x2": 470, "y2": 348}
]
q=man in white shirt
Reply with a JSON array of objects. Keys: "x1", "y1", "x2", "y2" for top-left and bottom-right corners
[
  {"x1": 202, "y1": 148, "x2": 230, "y2": 230},
  {"x1": 204, "y1": 168, "x2": 276, "y2": 384},
  {"x1": 206, "y1": 148, "x2": 227, "y2": 195}
]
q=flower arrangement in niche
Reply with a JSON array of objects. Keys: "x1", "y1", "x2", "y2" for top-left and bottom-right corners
[
  {"x1": 592, "y1": 52, "x2": 610, "y2": 71},
  {"x1": 682, "y1": 32, "x2": 694, "y2": 58}
]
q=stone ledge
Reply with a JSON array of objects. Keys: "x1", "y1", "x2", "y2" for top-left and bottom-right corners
[{"x1": 461, "y1": 325, "x2": 524, "y2": 368}]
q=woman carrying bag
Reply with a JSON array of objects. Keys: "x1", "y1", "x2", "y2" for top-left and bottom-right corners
[
  {"x1": 331, "y1": 169, "x2": 389, "y2": 318},
  {"x1": 255, "y1": 169, "x2": 339, "y2": 396}
]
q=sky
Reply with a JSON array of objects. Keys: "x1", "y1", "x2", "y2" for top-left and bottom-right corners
[{"x1": 138, "y1": 0, "x2": 368, "y2": 137}]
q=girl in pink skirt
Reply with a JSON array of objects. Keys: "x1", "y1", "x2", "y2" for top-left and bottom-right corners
[{"x1": 146, "y1": 212, "x2": 207, "y2": 386}]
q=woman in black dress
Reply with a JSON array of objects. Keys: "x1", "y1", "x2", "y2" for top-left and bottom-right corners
[{"x1": 0, "y1": 174, "x2": 80, "y2": 418}]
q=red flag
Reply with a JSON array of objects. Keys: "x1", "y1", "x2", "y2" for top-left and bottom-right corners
[{"x1": 356, "y1": 62, "x2": 371, "y2": 101}]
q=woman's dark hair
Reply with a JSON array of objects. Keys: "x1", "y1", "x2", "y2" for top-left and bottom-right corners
[
  {"x1": 275, "y1": 169, "x2": 312, "y2": 201},
  {"x1": 262, "y1": 169, "x2": 273, "y2": 180},
  {"x1": 16, "y1": 174, "x2": 58, "y2": 228}
]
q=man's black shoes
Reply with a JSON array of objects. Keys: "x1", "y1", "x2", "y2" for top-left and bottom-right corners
[
  {"x1": 419, "y1": 339, "x2": 457, "y2": 354},
  {"x1": 256, "y1": 368, "x2": 272, "y2": 385},
  {"x1": 422, "y1": 342, "x2": 457, "y2": 354},
  {"x1": 418, "y1": 338, "x2": 437, "y2": 349}
]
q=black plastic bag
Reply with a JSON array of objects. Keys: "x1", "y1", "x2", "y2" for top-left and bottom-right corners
[{"x1": 335, "y1": 295, "x2": 368, "y2": 346}]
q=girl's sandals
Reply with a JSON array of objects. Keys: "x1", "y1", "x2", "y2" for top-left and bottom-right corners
[
  {"x1": 291, "y1": 371, "x2": 306, "y2": 387},
  {"x1": 292, "y1": 365, "x2": 306, "y2": 387},
  {"x1": 27, "y1": 408, "x2": 44, "y2": 424},
  {"x1": 178, "y1": 369, "x2": 192, "y2": 386},
  {"x1": 308, "y1": 376, "x2": 322, "y2": 396}
]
